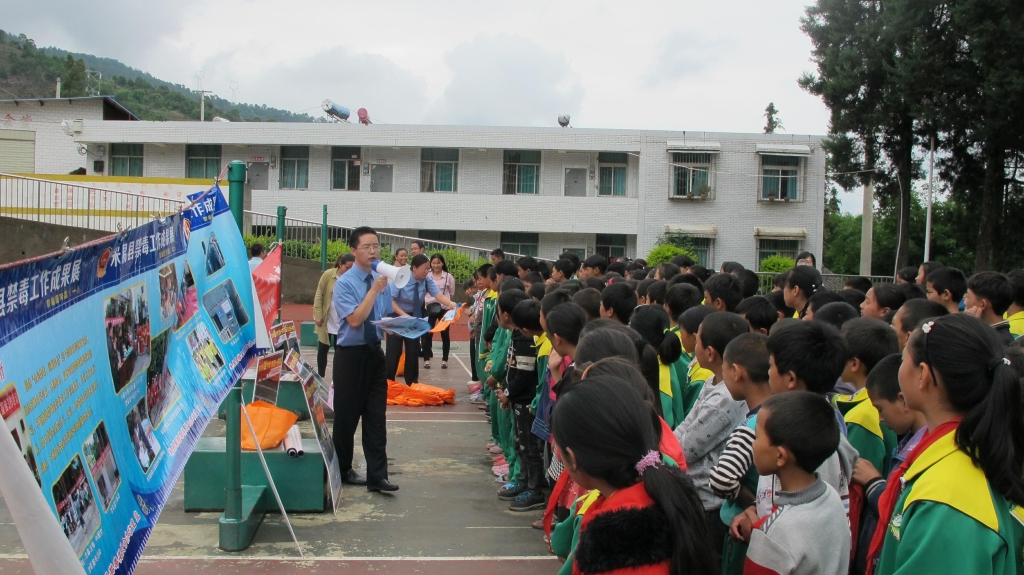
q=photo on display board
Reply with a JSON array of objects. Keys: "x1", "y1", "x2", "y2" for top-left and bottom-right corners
[
  {"x1": 176, "y1": 260, "x2": 199, "y2": 330},
  {"x1": 104, "y1": 283, "x2": 151, "y2": 394},
  {"x1": 82, "y1": 422, "x2": 121, "y2": 511},
  {"x1": 202, "y1": 233, "x2": 227, "y2": 277},
  {"x1": 158, "y1": 263, "x2": 179, "y2": 322},
  {"x1": 202, "y1": 279, "x2": 251, "y2": 343},
  {"x1": 125, "y1": 397, "x2": 161, "y2": 474},
  {"x1": 146, "y1": 330, "x2": 181, "y2": 429},
  {"x1": 186, "y1": 323, "x2": 225, "y2": 383},
  {"x1": 0, "y1": 383, "x2": 41, "y2": 486},
  {"x1": 51, "y1": 454, "x2": 101, "y2": 556}
]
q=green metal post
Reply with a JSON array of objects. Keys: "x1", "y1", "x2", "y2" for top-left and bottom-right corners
[
  {"x1": 276, "y1": 205, "x2": 287, "y2": 324},
  {"x1": 321, "y1": 204, "x2": 328, "y2": 272},
  {"x1": 227, "y1": 161, "x2": 246, "y2": 232}
]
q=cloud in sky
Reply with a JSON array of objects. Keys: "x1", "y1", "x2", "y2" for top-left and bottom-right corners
[{"x1": 642, "y1": 29, "x2": 725, "y2": 88}]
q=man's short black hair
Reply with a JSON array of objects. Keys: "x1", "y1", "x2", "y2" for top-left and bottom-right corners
[
  {"x1": 735, "y1": 295, "x2": 778, "y2": 333},
  {"x1": 968, "y1": 271, "x2": 1014, "y2": 315},
  {"x1": 844, "y1": 276, "x2": 873, "y2": 294},
  {"x1": 528, "y1": 282, "x2": 546, "y2": 300},
  {"x1": 767, "y1": 320, "x2": 849, "y2": 394},
  {"x1": 690, "y1": 264, "x2": 711, "y2": 282},
  {"x1": 584, "y1": 277, "x2": 606, "y2": 292},
  {"x1": 897, "y1": 299, "x2": 949, "y2": 333},
  {"x1": 348, "y1": 226, "x2": 377, "y2": 249},
  {"x1": 498, "y1": 276, "x2": 525, "y2": 293},
  {"x1": 546, "y1": 302, "x2": 588, "y2": 345},
  {"x1": 490, "y1": 248, "x2": 505, "y2": 259},
  {"x1": 698, "y1": 312, "x2": 751, "y2": 359},
  {"x1": 494, "y1": 260, "x2": 519, "y2": 278},
  {"x1": 518, "y1": 256, "x2": 540, "y2": 274},
  {"x1": 864, "y1": 354, "x2": 904, "y2": 402},
  {"x1": 721, "y1": 261, "x2": 744, "y2": 273},
  {"x1": 637, "y1": 278, "x2": 658, "y2": 300},
  {"x1": 724, "y1": 332, "x2": 770, "y2": 383},
  {"x1": 808, "y1": 290, "x2": 844, "y2": 314},
  {"x1": 926, "y1": 267, "x2": 967, "y2": 302},
  {"x1": 250, "y1": 243, "x2": 265, "y2": 258},
  {"x1": 813, "y1": 302, "x2": 860, "y2": 329},
  {"x1": 920, "y1": 261, "x2": 944, "y2": 279},
  {"x1": 733, "y1": 269, "x2": 760, "y2": 299},
  {"x1": 657, "y1": 262, "x2": 681, "y2": 281},
  {"x1": 511, "y1": 299, "x2": 543, "y2": 331},
  {"x1": 679, "y1": 305, "x2": 717, "y2": 336},
  {"x1": 522, "y1": 272, "x2": 544, "y2": 285},
  {"x1": 477, "y1": 262, "x2": 493, "y2": 276},
  {"x1": 774, "y1": 272, "x2": 789, "y2": 290},
  {"x1": 646, "y1": 280, "x2": 668, "y2": 306},
  {"x1": 838, "y1": 288, "x2": 866, "y2": 310},
  {"x1": 668, "y1": 272, "x2": 705, "y2": 294},
  {"x1": 463, "y1": 278, "x2": 476, "y2": 290},
  {"x1": 704, "y1": 272, "x2": 743, "y2": 312},
  {"x1": 664, "y1": 284, "x2": 704, "y2": 320},
  {"x1": 842, "y1": 317, "x2": 899, "y2": 374},
  {"x1": 573, "y1": 288, "x2": 603, "y2": 321},
  {"x1": 541, "y1": 290, "x2": 574, "y2": 317},
  {"x1": 553, "y1": 258, "x2": 578, "y2": 279},
  {"x1": 1007, "y1": 270, "x2": 1024, "y2": 308},
  {"x1": 582, "y1": 255, "x2": 608, "y2": 274},
  {"x1": 498, "y1": 289, "x2": 530, "y2": 315},
  {"x1": 607, "y1": 261, "x2": 628, "y2": 276},
  {"x1": 899, "y1": 282, "x2": 927, "y2": 301},
  {"x1": 765, "y1": 290, "x2": 795, "y2": 319},
  {"x1": 601, "y1": 282, "x2": 638, "y2": 323},
  {"x1": 762, "y1": 392, "x2": 840, "y2": 474},
  {"x1": 871, "y1": 283, "x2": 907, "y2": 311},
  {"x1": 671, "y1": 254, "x2": 695, "y2": 268},
  {"x1": 559, "y1": 251, "x2": 581, "y2": 269}
]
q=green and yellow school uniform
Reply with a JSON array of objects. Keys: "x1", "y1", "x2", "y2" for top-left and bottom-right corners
[
  {"x1": 833, "y1": 388, "x2": 898, "y2": 473},
  {"x1": 668, "y1": 326, "x2": 694, "y2": 388},
  {"x1": 552, "y1": 490, "x2": 602, "y2": 575},
  {"x1": 682, "y1": 360, "x2": 714, "y2": 420},
  {"x1": 476, "y1": 290, "x2": 498, "y2": 381},
  {"x1": 1007, "y1": 311, "x2": 1024, "y2": 339},
  {"x1": 876, "y1": 429, "x2": 1024, "y2": 575},
  {"x1": 659, "y1": 361, "x2": 686, "y2": 429},
  {"x1": 532, "y1": 333, "x2": 551, "y2": 413},
  {"x1": 487, "y1": 327, "x2": 517, "y2": 478}
]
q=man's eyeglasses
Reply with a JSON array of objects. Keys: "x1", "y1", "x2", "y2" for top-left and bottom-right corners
[{"x1": 358, "y1": 244, "x2": 381, "y2": 252}]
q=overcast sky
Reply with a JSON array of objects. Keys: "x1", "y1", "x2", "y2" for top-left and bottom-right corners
[{"x1": 10, "y1": 0, "x2": 867, "y2": 212}]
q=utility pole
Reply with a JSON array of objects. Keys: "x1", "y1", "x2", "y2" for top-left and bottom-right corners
[
  {"x1": 924, "y1": 135, "x2": 935, "y2": 262},
  {"x1": 859, "y1": 172, "x2": 874, "y2": 276},
  {"x1": 199, "y1": 90, "x2": 212, "y2": 122}
]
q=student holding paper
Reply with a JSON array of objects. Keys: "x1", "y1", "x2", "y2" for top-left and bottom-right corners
[{"x1": 386, "y1": 254, "x2": 456, "y2": 385}]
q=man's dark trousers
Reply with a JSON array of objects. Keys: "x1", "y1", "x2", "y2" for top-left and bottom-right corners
[{"x1": 333, "y1": 343, "x2": 389, "y2": 483}]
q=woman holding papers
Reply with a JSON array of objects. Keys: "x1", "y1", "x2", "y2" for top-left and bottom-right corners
[
  {"x1": 386, "y1": 254, "x2": 456, "y2": 385},
  {"x1": 421, "y1": 253, "x2": 457, "y2": 370}
]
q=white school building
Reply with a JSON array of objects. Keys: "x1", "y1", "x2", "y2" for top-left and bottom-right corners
[{"x1": 0, "y1": 96, "x2": 826, "y2": 269}]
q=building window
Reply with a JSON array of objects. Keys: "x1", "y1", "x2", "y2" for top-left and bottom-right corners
[
  {"x1": 757, "y1": 239, "x2": 800, "y2": 270},
  {"x1": 280, "y1": 146, "x2": 309, "y2": 189},
  {"x1": 500, "y1": 232, "x2": 539, "y2": 257},
  {"x1": 761, "y1": 155, "x2": 800, "y2": 200},
  {"x1": 598, "y1": 152, "x2": 627, "y2": 197},
  {"x1": 331, "y1": 146, "x2": 361, "y2": 190},
  {"x1": 110, "y1": 144, "x2": 143, "y2": 177},
  {"x1": 664, "y1": 234, "x2": 714, "y2": 267},
  {"x1": 596, "y1": 233, "x2": 627, "y2": 258},
  {"x1": 562, "y1": 247, "x2": 587, "y2": 259},
  {"x1": 420, "y1": 148, "x2": 459, "y2": 193},
  {"x1": 671, "y1": 153, "x2": 712, "y2": 198},
  {"x1": 503, "y1": 150, "x2": 541, "y2": 195},
  {"x1": 185, "y1": 145, "x2": 222, "y2": 179},
  {"x1": 418, "y1": 230, "x2": 457, "y2": 243}
]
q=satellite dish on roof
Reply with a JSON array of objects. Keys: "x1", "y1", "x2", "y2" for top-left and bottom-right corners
[
  {"x1": 558, "y1": 114, "x2": 571, "y2": 128},
  {"x1": 322, "y1": 99, "x2": 350, "y2": 122}
]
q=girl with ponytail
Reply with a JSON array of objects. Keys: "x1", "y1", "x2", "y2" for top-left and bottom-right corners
[
  {"x1": 783, "y1": 265, "x2": 822, "y2": 318},
  {"x1": 630, "y1": 305, "x2": 687, "y2": 428},
  {"x1": 869, "y1": 313, "x2": 1024, "y2": 575},
  {"x1": 552, "y1": 375, "x2": 717, "y2": 575}
]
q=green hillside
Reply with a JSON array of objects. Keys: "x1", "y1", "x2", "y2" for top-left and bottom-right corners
[{"x1": 0, "y1": 31, "x2": 317, "y2": 123}]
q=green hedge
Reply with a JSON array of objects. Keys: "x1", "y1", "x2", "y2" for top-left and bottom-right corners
[
  {"x1": 759, "y1": 255, "x2": 796, "y2": 274},
  {"x1": 646, "y1": 243, "x2": 697, "y2": 267}
]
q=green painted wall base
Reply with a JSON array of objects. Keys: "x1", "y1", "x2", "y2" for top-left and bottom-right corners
[
  {"x1": 218, "y1": 485, "x2": 267, "y2": 552},
  {"x1": 185, "y1": 436, "x2": 326, "y2": 513},
  {"x1": 300, "y1": 321, "x2": 318, "y2": 347},
  {"x1": 219, "y1": 379, "x2": 311, "y2": 420}
]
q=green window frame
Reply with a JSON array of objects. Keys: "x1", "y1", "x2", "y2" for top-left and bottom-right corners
[
  {"x1": 761, "y1": 155, "x2": 800, "y2": 200},
  {"x1": 280, "y1": 146, "x2": 309, "y2": 189},
  {"x1": 420, "y1": 148, "x2": 459, "y2": 193},
  {"x1": 331, "y1": 146, "x2": 361, "y2": 190},
  {"x1": 500, "y1": 232, "x2": 539, "y2": 257},
  {"x1": 502, "y1": 150, "x2": 541, "y2": 195},
  {"x1": 110, "y1": 143, "x2": 143, "y2": 177},
  {"x1": 186, "y1": 144, "x2": 222, "y2": 179},
  {"x1": 598, "y1": 153, "x2": 628, "y2": 197},
  {"x1": 671, "y1": 153, "x2": 712, "y2": 197},
  {"x1": 596, "y1": 233, "x2": 627, "y2": 258}
]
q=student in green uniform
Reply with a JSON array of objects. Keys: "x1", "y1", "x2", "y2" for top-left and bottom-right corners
[
  {"x1": 870, "y1": 314, "x2": 1024, "y2": 575},
  {"x1": 629, "y1": 305, "x2": 686, "y2": 428},
  {"x1": 664, "y1": 283, "x2": 704, "y2": 385},
  {"x1": 484, "y1": 275, "x2": 523, "y2": 481},
  {"x1": 677, "y1": 305, "x2": 716, "y2": 418}
]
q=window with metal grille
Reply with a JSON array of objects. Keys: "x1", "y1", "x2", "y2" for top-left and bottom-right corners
[
  {"x1": 757, "y1": 239, "x2": 800, "y2": 270},
  {"x1": 760, "y1": 155, "x2": 800, "y2": 200},
  {"x1": 279, "y1": 146, "x2": 309, "y2": 189},
  {"x1": 596, "y1": 233, "x2": 627, "y2": 258},
  {"x1": 110, "y1": 143, "x2": 143, "y2": 177},
  {"x1": 420, "y1": 148, "x2": 459, "y2": 193},
  {"x1": 500, "y1": 232, "x2": 539, "y2": 256},
  {"x1": 664, "y1": 235, "x2": 714, "y2": 267},
  {"x1": 503, "y1": 150, "x2": 541, "y2": 195},
  {"x1": 671, "y1": 152, "x2": 712, "y2": 198},
  {"x1": 331, "y1": 146, "x2": 361, "y2": 190},
  {"x1": 418, "y1": 230, "x2": 457, "y2": 243},
  {"x1": 598, "y1": 152, "x2": 628, "y2": 197},
  {"x1": 186, "y1": 144, "x2": 222, "y2": 179}
]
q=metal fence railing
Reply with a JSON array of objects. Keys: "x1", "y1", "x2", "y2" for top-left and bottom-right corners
[
  {"x1": 754, "y1": 272, "x2": 896, "y2": 294},
  {"x1": 0, "y1": 173, "x2": 185, "y2": 233}
]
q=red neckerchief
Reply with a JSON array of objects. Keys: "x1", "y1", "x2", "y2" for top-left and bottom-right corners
[{"x1": 865, "y1": 418, "x2": 961, "y2": 575}]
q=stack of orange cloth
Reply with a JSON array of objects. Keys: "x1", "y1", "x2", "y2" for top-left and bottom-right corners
[{"x1": 386, "y1": 380, "x2": 457, "y2": 406}]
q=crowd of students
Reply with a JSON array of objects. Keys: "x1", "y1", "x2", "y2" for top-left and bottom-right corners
[{"x1": 460, "y1": 249, "x2": 1024, "y2": 575}]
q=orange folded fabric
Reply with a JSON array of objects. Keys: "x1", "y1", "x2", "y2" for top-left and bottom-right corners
[
  {"x1": 241, "y1": 400, "x2": 300, "y2": 450},
  {"x1": 386, "y1": 379, "x2": 457, "y2": 406}
]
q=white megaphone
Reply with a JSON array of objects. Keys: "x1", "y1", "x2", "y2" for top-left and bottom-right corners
[{"x1": 372, "y1": 260, "x2": 411, "y2": 289}]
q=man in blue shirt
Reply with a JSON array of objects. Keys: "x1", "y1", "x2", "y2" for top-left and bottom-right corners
[
  {"x1": 385, "y1": 253, "x2": 456, "y2": 385},
  {"x1": 332, "y1": 226, "x2": 398, "y2": 492}
]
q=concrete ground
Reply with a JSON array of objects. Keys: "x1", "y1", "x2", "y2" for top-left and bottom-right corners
[{"x1": 0, "y1": 337, "x2": 558, "y2": 574}]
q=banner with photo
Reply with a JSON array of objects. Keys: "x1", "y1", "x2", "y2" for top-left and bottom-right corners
[{"x1": 0, "y1": 187, "x2": 257, "y2": 575}]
